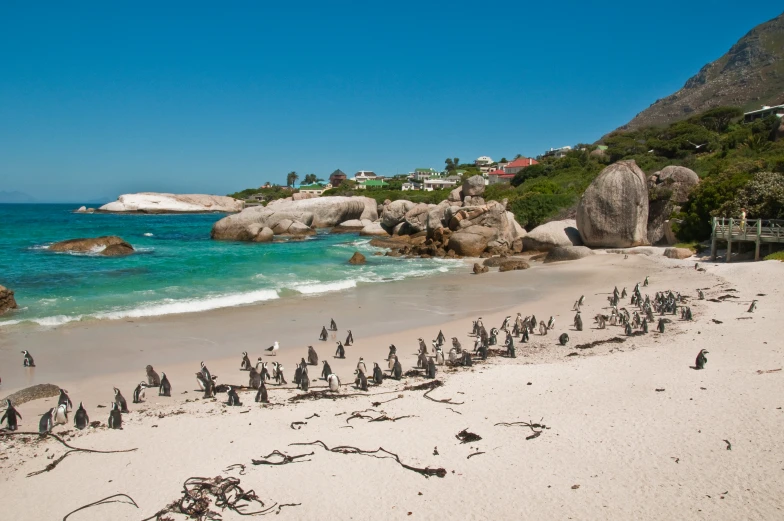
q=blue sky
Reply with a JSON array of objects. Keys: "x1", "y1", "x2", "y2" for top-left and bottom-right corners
[{"x1": 1, "y1": 2, "x2": 782, "y2": 202}]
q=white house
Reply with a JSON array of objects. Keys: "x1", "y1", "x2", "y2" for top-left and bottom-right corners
[
  {"x1": 475, "y1": 156, "x2": 493, "y2": 166},
  {"x1": 353, "y1": 171, "x2": 378, "y2": 183},
  {"x1": 423, "y1": 178, "x2": 458, "y2": 191},
  {"x1": 298, "y1": 183, "x2": 332, "y2": 196},
  {"x1": 543, "y1": 146, "x2": 572, "y2": 158}
]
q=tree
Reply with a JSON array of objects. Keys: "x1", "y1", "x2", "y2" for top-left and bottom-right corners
[
  {"x1": 500, "y1": 157, "x2": 508, "y2": 163},
  {"x1": 303, "y1": 173, "x2": 318, "y2": 185},
  {"x1": 286, "y1": 171, "x2": 299, "y2": 187},
  {"x1": 444, "y1": 157, "x2": 460, "y2": 172}
]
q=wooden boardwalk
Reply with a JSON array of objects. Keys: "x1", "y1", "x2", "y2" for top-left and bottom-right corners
[{"x1": 711, "y1": 217, "x2": 784, "y2": 261}]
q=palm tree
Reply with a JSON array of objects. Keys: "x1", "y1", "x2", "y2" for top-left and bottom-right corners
[{"x1": 286, "y1": 171, "x2": 299, "y2": 187}]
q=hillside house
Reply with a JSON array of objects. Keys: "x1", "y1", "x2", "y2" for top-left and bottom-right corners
[
  {"x1": 503, "y1": 157, "x2": 538, "y2": 175},
  {"x1": 744, "y1": 105, "x2": 784, "y2": 123},
  {"x1": 329, "y1": 169, "x2": 347, "y2": 187},
  {"x1": 298, "y1": 183, "x2": 332, "y2": 196},
  {"x1": 487, "y1": 169, "x2": 516, "y2": 185}
]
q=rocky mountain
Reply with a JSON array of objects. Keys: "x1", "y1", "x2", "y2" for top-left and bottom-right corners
[{"x1": 611, "y1": 11, "x2": 784, "y2": 134}]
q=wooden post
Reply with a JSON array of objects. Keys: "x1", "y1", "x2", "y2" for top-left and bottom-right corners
[
  {"x1": 726, "y1": 218, "x2": 733, "y2": 263},
  {"x1": 755, "y1": 220, "x2": 762, "y2": 261},
  {"x1": 710, "y1": 217, "x2": 718, "y2": 261}
]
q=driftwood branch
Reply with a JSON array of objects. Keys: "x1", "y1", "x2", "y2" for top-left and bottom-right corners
[
  {"x1": 0, "y1": 431, "x2": 137, "y2": 478},
  {"x1": 62, "y1": 493, "x2": 138, "y2": 521},
  {"x1": 290, "y1": 440, "x2": 446, "y2": 478},
  {"x1": 467, "y1": 451, "x2": 485, "y2": 459},
  {"x1": 495, "y1": 419, "x2": 548, "y2": 440},
  {"x1": 251, "y1": 450, "x2": 313, "y2": 466}
]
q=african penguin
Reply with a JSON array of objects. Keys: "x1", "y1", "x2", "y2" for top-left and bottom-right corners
[
  {"x1": 108, "y1": 402, "x2": 122, "y2": 429},
  {"x1": 357, "y1": 357, "x2": 367, "y2": 375},
  {"x1": 39, "y1": 408, "x2": 54, "y2": 434},
  {"x1": 2, "y1": 399, "x2": 22, "y2": 431},
  {"x1": 249, "y1": 367, "x2": 261, "y2": 389},
  {"x1": 426, "y1": 358, "x2": 437, "y2": 379},
  {"x1": 387, "y1": 344, "x2": 397, "y2": 360},
  {"x1": 74, "y1": 402, "x2": 89, "y2": 430},
  {"x1": 240, "y1": 351, "x2": 252, "y2": 370},
  {"x1": 58, "y1": 389, "x2": 73, "y2": 411},
  {"x1": 335, "y1": 341, "x2": 345, "y2": 359},
  {"x1": 435, "y1": 347, "x2": 445, "y2": 365},
  {"x1": 345, "y1": 330, "x2": 354, "y2": 346},
  {"x1": 255, "y1": 381, "x2": 269, "y2": 403},
  {"x1": 53, "y1": 403, "x2": 68, "y2": 425},
  {"x1": 355, "y1": 370, "x2": 368, "y2": 391},
  {"x1": 695, "y1": 349, "x2": 708, "y2": 370},
  {"x1": 200, "y1": 361, "x2": 212, "y2": 380},
  {"x1": 307, "y1": 346, "x2": 319, "y2": 366},
  {"x1": 330, "y1": 318, "x2": 337, "y2": 331},
  {"x1": 327, "y1": 374, "x2": 341, "y2": 392},
  {"x1": 114, "y1": 387, "x2": 129, "y2": 413},
  {"x1": 321, "y1": 360, "x2": 332, "y2": 380},
  {"x1": 21, "y1": 350, "x2": 35, "y2": 367},
  {"x1": 227, "y1": 386, "x2": 242, "y2": 406},
  {"x1": 159, "y1": 372, "x2": 172, "y2": 397},
  {"x1": 319, "y1": 326, "x2": 328, "y2": 341},
  {"x1": 133, "y1": 381, "x2": 147, "y2": 403},
  {"x1": 559, "y1": 333, "x2": 569, "y2": 346},
  {"x1": 372, "y1": 363, "x2": 384, "y2": 385},
  {"x1": 392, "y1": 358, "x2": 402, "y2": 380}
]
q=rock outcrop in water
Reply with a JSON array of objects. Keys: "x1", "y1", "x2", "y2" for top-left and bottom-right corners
[
  {"x1": 49, "y1": 236, "x2": 135, "y2": 256},
  {"x1": 211, "y1": 196, "x2": 378, "y2": 241},
  {"x1": 100, "y1": 193, "x2": 244, "y2": 214},
  {"x1": 0, "y1": 285, "x2": 18, "y2": 315}
]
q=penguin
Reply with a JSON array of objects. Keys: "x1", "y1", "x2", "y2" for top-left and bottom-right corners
[
  {"x1": 437, "y1": 330, "x2": 446, "y2": 346},
  {"x1": 146, "y1": 365, "x2": 161, "y2": 386},
  {"x1": 2, "y1": 399, "x2": 22, "y2": 431},
  {"x1": 452, "y1": 337, "x2": 461, "y2": 350},
  {"x1": 418, "y1": 350, "x2": 428, "y2": 369},
  {"x1": 477, "y1": 343, "x2": 488, "y2": 361},
  {"x1": 330, "y1": 318, "x2": 337, "y2": 331},
  {"x1": 521, "y1": 327, "x2": 529, "y2": 343},
  {"x1": 249, "y1": 367, "x2": 261, "y2": 389},
  {"x1": 335, "y1": 341, "x2": 345, "y2": 359},
  {"x1": 574, "y1": 312, "x2": 583, "y2": 331},
  {"x1": 345, "y1": 330, "x2": 354, "y2": 346},
  {"x1": 644, "y1": 276, "x2": 649, "y2": 287},
  {"x1": 195, "y1": 371, "x2": 210, "y2": 391},
  {"x1": 501, "y1": 315, "x2": 511, "y2": 331},
  {"x1": 578, "y1": 295, "x2": 585, "y2": 307},
  {"x1": 319, "y1": 326, "x2": 328, "y2": 341},
  {"x1": 133, "y1": 381, "x2": 147, "y2": 403},
  {"x1": 261, "y1": 362, "x2": 271, "y2": 382},
  {"x1": 392, "y1": 358, "x2": 403, "y2": 380},
  {"x1": 695, "y1": 349, "x2": 708, "y2": 370},
  {"x1": 388, "y1": 353, "x2": 397, "y2": 370},
  {"x1": 227, "y1": 386, "x2": 242, "y2": 406},
  {"x1": 547, "y1": 316, "x2": 555, "y2": 330},
  {"x1": 39, "y1": 408, "x2": 54, "y2": 434},
  {"x1": 327, "y1": 374, "x2": 341, "y2": 392},
  {"x1": 307, "y1": 346, "x2": 319, "y2": 365},
  {"x1": 74, "y1": 402, "x2": 89, "y2": 430},
  {"x1": 559, "y1": 333, "x2": 569, "y2": 346},
  {"x1": 114, "y1": 387, "x2": 129, "y2": 413},
  {"x1": 159, "y1": 372, "x2": 172, "y2": 397},
  {"x1": 203, "y1": 379, "x2": 216, "y2": 399},
  {"x1": 255, "y1": 357, "x2": 264, "y2": 372},
  {"x1": 657, "y1": 319, "x2": 666, "y2": 333},
  {"x1": 621, "y1": 287, "x2": 627, "y2": 298},
  {"x1": 274, "y1": 362, "x2": 287, "y2": 385},
  {"x1": 461, "y1": 351, "x2": 473, "y2": 367},
  {"x1": 58, "y1": 389, "x2": 73, "y2": 411},
  {"x1": 265, "y1": 341, "x2": 280, "y2": 356},
  {"x1": 255, "y1": 381, "x2": 269, "y2": 403},
  {"x1": 321, "y1": 360, "x2": 332, "y2": 380},
  {"x1": 387, "y1": 344, "x2": 397, "y2": 360},
  {"x1": 697, "y1": 289, "x2": 705, "y2": 300},
  {"x1": 299, "y1": 372, "x2": 309, "y2": 392},
  {"x1": 625, "y1": 323, "x2": 633, "y2": 336},
  {"x1": 372, "y1": 363, "x2": 384, "y2": 384},
  {"x1": 356, "y1": 357, "x2": 367, "y2": 375},
  {"x1": 355, "y1": 370, "x2": 368, "y2": 391},
  {"x1": 240, "y1": 351, "x2": 252, "y2": 370},
  {"x1": 53, "y1": 403, "x2": 68, "y2": 425},
  {"x1": 448, "y1": 348, "x2": 458, "y2": 365},
  {"x1": 21, "y1": 350, "x2": 35, "y2": 367},
  {"x1": 748, "y1": 300, "x2": 757, "y2": 313},
  {"x1": 506, "y1": 336, "x2": 516, "y2": 358},
  {"x1": 435, "y1": 347, "x2": 445, "y2": 365},
  {"x1": 539, "y1": 321, "x2": 548, "y2": 335},
  {"x1": 108, "y1": 402, "x2": 122, "y2": 429},
  {"x1": 595, "y1": 314, "x2": 606, "y2": 329},
  {"x1": 418, "y1": 338, "x2": 428, "y2": 354},
  {"x1": 642, "y1": 319, "x2": 649, "y2": 334},
  {"x1": 293, "y1": 364, "x2": 303, "y2": 386},
  {"x1": 200, "y1": 361, "x2": 212, "y2": 381},
  {"x1": 426, "y1": 357, "x2": 437, "y2": 379}
]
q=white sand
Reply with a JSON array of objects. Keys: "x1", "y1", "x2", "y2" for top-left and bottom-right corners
[{"x1": 1, "y1": 253, "x2": 783, "y2": 520}]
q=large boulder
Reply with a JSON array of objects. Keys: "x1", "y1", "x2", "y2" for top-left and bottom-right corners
[
  {"x1": 647, "y1": 166, "x2": 700, "y2": 245},
  {"x1": 404, "y1": 203, "x2": 431, "y2": 233},
  {"x1": 473, "y1": 263, "x2": 489, "y2": 274},
  {"x1": 544, "y1": 245, "x2": 596, "y2": 263},
  {"x1": 663, "y1": 247, "x2": 693, "y2": 260},
  {"x1": 212, "y1": 196, "x2": 376, "y2": 241},
  {"x1": 448, "y1": 186, "x2": 463, "y2": 202},
  {"x1": 1, "y1": 383, "x2": 60, "y2": 406},
  {"x1": 359, "y1": 222, "x2": 391, "y2": 236},
  {"x1": 49, "y1": 236, "x2": 135, "y2": 256},
  {"x1": 523, "y1": 219, "x2": 582, "y2": 252},
  {"x1": 0, "y1": 285, "x2": 17, "y2": 315},
  {"x1": 100, "y1": 193, "x2": 243, "y2": 213},
  {"x1": 448, "y1": 226, "x2": 496, "y2": 257},
  {"x1": 498, "y1": 259, "x2": 530, "y2": 272},
  {"x1": 576, "y1": 160, "x2": 649, "y2": 248},
  {"x1": 462, "y1": 175, "x2": 486, "y2": 197},
  {"x1": 381, "y1": 200, "x2": 416, "y2": 229},
  {"x1": 426, "y1": 201, "x2": 450, "y2": 235}
]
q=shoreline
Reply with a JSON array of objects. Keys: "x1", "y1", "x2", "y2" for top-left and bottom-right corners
[{"x1": 2, "y1": 253, "x2": 783, "y2": 520}]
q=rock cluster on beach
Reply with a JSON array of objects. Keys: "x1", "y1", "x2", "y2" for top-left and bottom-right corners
[
  {"x1": 0, "y1": 285, "x2": 17, "y2": 315},
  {"x1": 100, "y1": 193, "x2": 244, "y2": 213},
  {"x1": 49, "y1": 236, "x2": 135, "y2": 256}
]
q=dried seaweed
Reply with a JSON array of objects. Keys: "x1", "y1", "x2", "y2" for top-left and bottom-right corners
[
  {"x1": 495, "y1": 419, "x2": 548, "y2": 440},
  {"x1": 574, "y1": 337, "x2": 626, "y2": 350},
  {"x1": 455, "y1": 428, "x2": 482, "y2": 443},
  {"x1": 0, "y1": 431, "x2": 137, "y2": 478},
  {"x1": 290, "y1": 440, "x2": 446, "y2": 478},
  {"x1": 62, "y1": 493, "x2": 138, "y2": 521},
  {"x1": 251, "y1": 450, "x2": 313, "y2": 466},
  {"x1": 467, "y1": 451, "x2": 485, "y2": 459}
]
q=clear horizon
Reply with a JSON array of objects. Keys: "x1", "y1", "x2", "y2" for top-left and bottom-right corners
[{"x1": 1, "y1": 2, "x2": 782, "y2": 203}]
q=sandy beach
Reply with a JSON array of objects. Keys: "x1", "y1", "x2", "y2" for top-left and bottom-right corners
[{"x1": 2, "y1": 252, "x2": 783, "y2": 520}]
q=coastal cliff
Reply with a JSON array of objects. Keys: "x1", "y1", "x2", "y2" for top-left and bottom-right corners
[{"x1": 99, "y1": 193, "x2": 244, "y2": 213}]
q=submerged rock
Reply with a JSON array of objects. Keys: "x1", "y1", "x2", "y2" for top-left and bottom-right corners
[
  {"x1": 0, "y1": 285, "x2": 18, "y2": 315},
  {"x1": 348, "y1": 251, "x2": 367, "y2": 265},
  {"x1": 49, "y1": 236, "x2": 135, "y2": 256}
]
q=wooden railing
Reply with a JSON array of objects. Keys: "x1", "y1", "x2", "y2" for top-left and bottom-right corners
[{"x1": 711, "y1": 217, "x2": 784, "y2": 261}]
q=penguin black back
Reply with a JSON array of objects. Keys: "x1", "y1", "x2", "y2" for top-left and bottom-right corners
[
  {"x1": 2, "y1": 399, "x2": 22, "y2": 431},
  {"x1": 159, "y1": 373, "x2": 172, "y2": 396},
  {"x1": 74, "y1": 402, "x2": 89, "y2": 430}
]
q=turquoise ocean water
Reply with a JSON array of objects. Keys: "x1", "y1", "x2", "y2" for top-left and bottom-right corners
[{"x1": 0, "y1": 204, "x2": 463, "y2": 328}]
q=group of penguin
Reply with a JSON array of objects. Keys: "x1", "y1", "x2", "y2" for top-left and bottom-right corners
[{"x1": 2, "y1": 353, "x2": 175, "y2": 433}]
